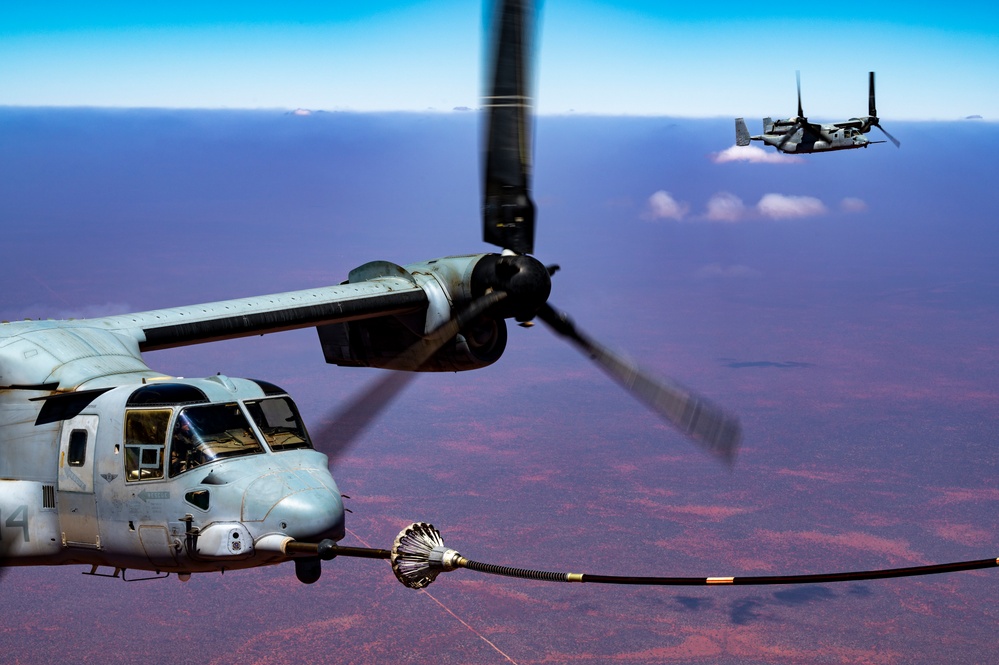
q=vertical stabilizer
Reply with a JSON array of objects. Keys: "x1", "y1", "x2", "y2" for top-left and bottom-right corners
[{"x1": 735, "y1": 118, "x2": 751, "y2": 146}]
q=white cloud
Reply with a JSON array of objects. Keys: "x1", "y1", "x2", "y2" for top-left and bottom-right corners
[
  {"x1": 695, "y1": 263, "x2": 761, "y2": 279},
  {"x1": 643, "y1": 190, "x2": 689, "y2": 221},
  {"x1": 757, "y1": 193, "x2": 827, "y2": 219},
  {"x1": 645, "y1": 190, "x2": 831, "y2": 224},
  {"x1": 705, "y1": 192, "x2": 747, "y2": 222},
  {"x1": 712, "y1": 145, "x2": 804, "y2": 165},
  {"x1": 840, "y1": 197, "x2": 868, "y2": 213}
]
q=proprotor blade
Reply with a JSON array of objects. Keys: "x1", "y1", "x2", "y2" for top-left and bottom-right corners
[
  {"x1": 313, "y1": 291, "x2": 509, "y2": 465},
  {"x1": 801, "y1": 120, "x2": 835, "y2": 145},
  {"x1": 869, "y1": 71, "x2": 877, "y2": 118},
  {"x1": 796, "y1": 70, "x2": 804, "y2": 119},
  {"x1": 482, "y1": 0, "x2": 537, "y2": 255},
  {"x1": 311, "y1": 372, "x2": 415, "y2": 466},
  {"x1": 537, "y1": 303, "x2": 741, "y2": 465},
  {"x1": 875, "y1": 122, "x2": 901, "y2": 148},
  {"x1": 776, "y1": 123, "x2": 800, "y2": 150},
  {"x1": 867, "y1": 72, "x2": 899, "y2": 148}
]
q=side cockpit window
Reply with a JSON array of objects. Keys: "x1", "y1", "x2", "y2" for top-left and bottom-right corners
[
  {"x1": 244, "y1": 396, "x2": 313, "y2": 452},
  {"x1": 124, "y1": 409, "x2": 171, "y2": 481},
  {"x1": 67, "y1": 430, "x2": 88, "y2": 467}
]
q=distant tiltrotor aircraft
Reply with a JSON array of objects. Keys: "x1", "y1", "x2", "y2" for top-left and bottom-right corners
[{"x1": 736, "y1": 71, "x2": 900, "y2": 154}]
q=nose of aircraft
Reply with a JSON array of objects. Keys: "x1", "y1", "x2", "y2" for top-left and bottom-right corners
[
  {"x1": 269, "y1": 488, "x2": 345, "y2": 541},
  {"x1": 242, "y1": 470, "x2": 345, "y2": 542}
]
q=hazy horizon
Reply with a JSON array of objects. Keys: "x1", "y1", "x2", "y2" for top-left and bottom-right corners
[
  {"x1": 3, "y1": 1, "x2": 997, "y2": 120},
  {"x1": 3, "y1": 105, "x2": 994, "y2": 124}
]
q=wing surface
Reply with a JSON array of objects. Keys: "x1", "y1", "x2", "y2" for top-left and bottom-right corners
[{"x1": 95, "y1": 276, "x2": 428, "y2": 352}]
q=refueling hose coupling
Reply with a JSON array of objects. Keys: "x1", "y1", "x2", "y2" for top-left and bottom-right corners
[{"x1": 390, "y1": 522, "x2": 464, "y2": 589}]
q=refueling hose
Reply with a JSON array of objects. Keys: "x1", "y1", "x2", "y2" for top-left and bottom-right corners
[
  {"x1": 286, "y1": 523, "x2": 999, "y2": 591},
  {"x1": 460, "y1": 556, "x2": 999, "y2": 586}
]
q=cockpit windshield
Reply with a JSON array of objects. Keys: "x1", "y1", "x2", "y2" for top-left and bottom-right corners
[
  {"x1": 169, "y1": 402, "x2": 264, "y2": 476},
  {"x1": 243, "y1": 396, "x2": 313, "y2": 452}
]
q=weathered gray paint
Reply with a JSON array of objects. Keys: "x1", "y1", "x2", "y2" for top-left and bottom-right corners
[
  {"x1": 0, "y1": 255, "x2": 486, "y2": 574},
  {"x1": 735, "y1": 71, "x2": 898, "y2": 155}
]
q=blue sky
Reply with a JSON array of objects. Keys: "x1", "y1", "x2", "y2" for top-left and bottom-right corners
[{"x1": 2, "y1": 1, "x2": 998, "y2": 118}]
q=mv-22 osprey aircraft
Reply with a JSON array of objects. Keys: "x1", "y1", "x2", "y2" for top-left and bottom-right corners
[
  {"x1": 736, "y1": 71, "x2": 900, "y2": 154},
  {"x1": 0, "y1": 0, "x2": 741, "y2": 587},
  {"x1": 2, "y1": 2, "x2": 993, "y2": 592}
]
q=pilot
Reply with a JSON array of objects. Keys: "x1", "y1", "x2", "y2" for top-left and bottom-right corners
[{"x1": 170, "y1": 416, "x2": 205, "y2": 476}]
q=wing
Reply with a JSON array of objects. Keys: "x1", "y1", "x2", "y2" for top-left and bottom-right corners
[
  {"x1": 1, "y1": 261, "x2": 433, "y2": 391},
  {"x1": 832, "y1": 119, "x2": 867, "y2": 129},
  {"x1": 97, "y1": 263, "x2": 429, "y2": 352}
]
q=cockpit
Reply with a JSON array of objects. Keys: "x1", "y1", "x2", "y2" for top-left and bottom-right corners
[{"x1": 123, "y1": 380, "x2": 313, "y2": 481}]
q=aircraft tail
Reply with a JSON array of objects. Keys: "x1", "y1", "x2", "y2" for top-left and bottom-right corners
[
  {"x1": 763, "y1": 117, "x2": 774, "y2": 133},
  {"x1": 735, "y1": 118, "x2": 751, "y2": 146}
]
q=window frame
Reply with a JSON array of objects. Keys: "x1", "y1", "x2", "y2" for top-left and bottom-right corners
[{"x1": 123, "y1": 408, "x2": 172, "y2": 482}]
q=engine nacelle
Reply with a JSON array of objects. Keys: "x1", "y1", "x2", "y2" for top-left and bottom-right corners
[
  {"x1": 318, "y1": 312, "x2": 507, "y2": 372},
  {"x1": 316, "y1": 253, "x2": 549, "y2": 372}
]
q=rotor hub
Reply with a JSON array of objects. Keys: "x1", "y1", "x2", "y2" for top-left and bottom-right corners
[{"x1": 471, "y1": 253, "x2": 551, "y2": 322}]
